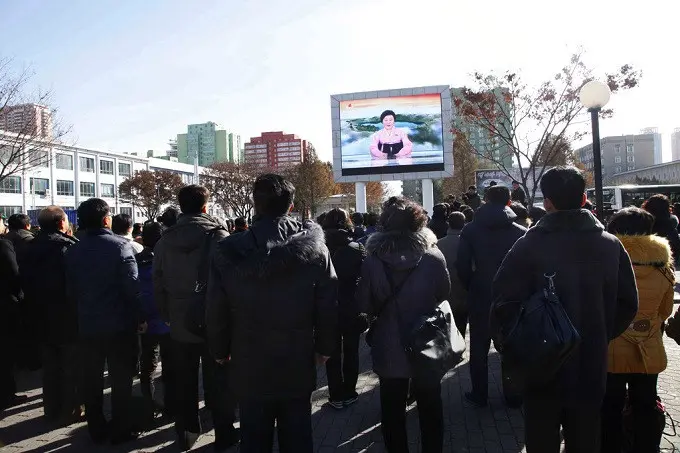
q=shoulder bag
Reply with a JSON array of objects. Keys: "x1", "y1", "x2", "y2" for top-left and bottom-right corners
[
  {"x1": 184, "y1": 226, "x2": 227, "y2": 338},
  {"x1": 378, "y1": 261, "x2": 466, "y2": 384}
]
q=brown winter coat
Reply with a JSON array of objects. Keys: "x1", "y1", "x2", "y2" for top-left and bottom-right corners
[{"x1": 608, "y1": 234, "x2": 675, "y2": 374}]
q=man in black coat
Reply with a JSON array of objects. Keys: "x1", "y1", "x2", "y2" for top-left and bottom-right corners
[
  {"x1": 5, "y1": 213, "x2": 34, "y2": 265},
  {"x1": 0, "y1": 236, "x2": 25, "y2": 411},
  {"x1": 65, "y1": 199, "x2": 144, "y2": 445},
  {"x1": 153, "y1": 185, "x2": 235, "y2": 451},
  {"x1": 456, "y1": 186, "x2": 526, "y2": 408},
  {"x1": 492, "y1": 166, "x2": 638, "y2": 452},
  {"x1": 206, "y1": 174, "x2": 338, "y2": 453},
  {"x1": 511, "y1": 180, "x2": 527, "y2": 206},
  {"x1": 465, "y1": 185, "x2": 482, "y2": 211},
  {"x1": 22, "y1": 206, "x2": 80, "y2": 423}
]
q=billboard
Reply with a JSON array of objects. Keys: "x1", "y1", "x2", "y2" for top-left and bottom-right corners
[
  {"x1": 331, "y1": 86, "x2": 454, "y2": 183},
  {"x1": 475, "y1": 169, "x2": 547, "y2": 201}
]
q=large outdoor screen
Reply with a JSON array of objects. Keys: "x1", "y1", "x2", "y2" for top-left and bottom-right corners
[{"x1": 338, "y1": 94, "x2": 445, "y2": 176}]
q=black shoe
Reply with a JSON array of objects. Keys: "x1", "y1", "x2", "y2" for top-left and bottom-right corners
[
  {"x1": 465, "y1": 392, "x2": 487, "y2": 408},
  {"x1": 110, "y1": 430, "x2": 141, "y2": 445},
  {"x1": 0, "y1": 394, "x2": 28, "y2": 410},
  {"x1": 177, "y1": 431, "x2": 200, "y2": 451},
  {"x1": 214, "y1": 428, "x2": 240, "y2": 452},
  {"x1": 504, "y1": 397, "x2": 523, "y2": 409}
]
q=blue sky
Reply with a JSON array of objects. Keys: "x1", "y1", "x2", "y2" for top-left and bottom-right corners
[{"x1": 1, "y1": 0, "x2": 678, "y2": 162}]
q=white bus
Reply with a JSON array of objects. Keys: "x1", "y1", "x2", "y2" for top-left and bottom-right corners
[{"x1": 586, "y1": 184, "x2": 680, "y2": 211}]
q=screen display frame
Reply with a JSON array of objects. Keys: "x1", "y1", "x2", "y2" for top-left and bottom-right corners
[{"x1": 331, "y1": 85, "x2": 454, "y2": 183}]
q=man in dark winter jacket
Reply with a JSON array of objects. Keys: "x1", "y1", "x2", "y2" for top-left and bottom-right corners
[
  {"x1": 428, "y1": 204, "x2": 449, "y2": 239},
  {"x1": 437, "y1": 211, "x2": 468, "y2": 336},
  {"x1": 456, "y1": 185, "x2": 526, "y2": 408},
  {"x1": 6, "y1": 213, "x2": 39, "y2": 371},
  {"x1": 153, "y1": 185, "x2": 236, "y2": 451},
  {"x1": 492, "y1": 167, "x2": 638, "y2": 452},
  {"x1": 5, "y1": 213, "x2": 34, "y2": 264},
  {"x1": 511, "y1": 180, "x2": 527, "y2": 206},
  {"x1": 22, "y1": 206, "x2": 81, "y2": 423},
  {"x1": 136, "y1": 222, "x2": 175, "y2": 418},
  {"x1": 206, "y1": 174, "x2": 338, "y2": 453},
  {"x1": 465, "y1": 185, "x2": 482, "y2": 211},
  {"x1": 0, "y1": 236, "x2": 25, "y2": 411},
  {"x1": 65, "y1": 198, "x2": 143, "y2": 444},
  {"x1": 321, "y1": 208, "x2": 366, "y2": 409}
]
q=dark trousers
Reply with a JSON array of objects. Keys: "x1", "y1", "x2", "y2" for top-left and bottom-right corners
[
  {"x1": 453, "y1": 309, "x2": 468, "y2": 338},
  {"x1": 325, "y1": 323, "x2": 360, "y2": 402},
  {"x1": 173, "y1": 340, "x2": 236, "y2": 439},
  {"x1": 80, "y1": 332, "x2": 138, "y2": 438},
  {"x1": 469, "y1": 310, "x2": 519, "y2": 403},
  {"x1": 0, "y1": 314, "x2": 17, "y2": 406},
  {"x1": 524, "y1": 397, "x2": 600, "y2": 453},
  {"x1": 239, "y1": 396, "x2": 313, "y2": 453},
  {"x1": 42, "y1": 342, "x2": 80, "y2": 419},
  {"x1": 601, "y1": 373, "x2": 660, "y2": 453},
  {"x1": 139, "y1": 333, "x2": 175, "y2": 414},
  {"x1": 379, "y1": 377, "x2": 443, "y2": 453}
]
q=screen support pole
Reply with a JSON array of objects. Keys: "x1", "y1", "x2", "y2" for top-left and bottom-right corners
[
  {"x1": 422, "y1": 178, "x2": 434, "y2": 214},
  {"x1": 355, "y1": 181, "x2": 367, "y2": 213}
]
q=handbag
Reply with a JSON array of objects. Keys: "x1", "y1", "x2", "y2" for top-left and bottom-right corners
[
  {"x1": 184, "y1": 226, "x2": 226, "y2": 338},
  {"x1": 374, "y1": 261, "x2": 465, "y2": 384},
  {"x1": 492, "y1": 272, "x2": 581, "y2": 387}
]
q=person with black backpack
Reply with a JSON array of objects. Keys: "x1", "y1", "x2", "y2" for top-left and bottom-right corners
[
  {"x1": 153, "y1": 185, "x2": 237, "y2": 451},
  {"x1": 492, "y1": 166, "x2": 638, "y2": 452}
]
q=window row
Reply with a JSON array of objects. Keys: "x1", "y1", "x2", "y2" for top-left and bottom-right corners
[
  {"x1": 55, "y1": 154, "x2": 131, "y2": 176},
  {"x1": 0, "y1": 176, "x2": 115, "y2": 198}
]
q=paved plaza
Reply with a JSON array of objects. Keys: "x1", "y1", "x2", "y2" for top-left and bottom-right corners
[{"x1": 2, "y1": 313, "x2": 680, "y2": 452}]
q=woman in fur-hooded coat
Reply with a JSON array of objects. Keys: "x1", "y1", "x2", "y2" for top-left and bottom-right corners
[{"x1": 356, "y1": 196, "x2": 450, "y2": 453}]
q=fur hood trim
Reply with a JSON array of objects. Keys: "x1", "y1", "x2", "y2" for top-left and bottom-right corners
[
  {"x1": 365, "y1": 228, "x2": 438, "y2": 257},
  {"x1": 230, "y1": 222, "x2": 328, "y2": 278},
  {"x1": 617, "y1": 234, "x2": 672, "y2": 267}
]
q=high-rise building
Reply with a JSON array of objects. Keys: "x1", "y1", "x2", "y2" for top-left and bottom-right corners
[
  {"x1": 575, "y1": 131, "x2": 663, "y2": 185},
  {"x1": 243, "y1": 131, "x2": 309, "y2": 170},
  {"x1": 672, "y1": 128, "x2": 680, "y2": 162},
  {"x1": 176, "y1": 122, "x2": 241, "y2": 166},
  {"x1": 0, "y1": 103, "x2": 53, "y2": 138},
  {"x1": 451, "y1": 87, "x2": 514, "y2": 170},
  {"x1": 167, "y1": 139, "x2": 178, "y2": 159}
]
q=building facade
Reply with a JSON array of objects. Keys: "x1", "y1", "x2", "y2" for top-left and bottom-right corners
[
  {"x1": 575, "y1": 131, "x2": 663, "y2": 185},
  {"x1": 0, "y1": 135, "x2": 212, "y2": 223},
  {"x1": 608, "y1": 160, "x2": 680, "y2": 185},
  {"x1": 672, "y1": 128, "x2": 680, "y2": 162},
  {"x1": 176, "y1": 122, "x2": 241, "y2": 167},
  {"x1": 243, "y1": 131, "x2": 308, "y2": 170},
  {"x1": 451, "y1": 87, "x2": 514, "y2": 170},
  {"x1": 0, "y1": 104, "x2": 53, "y2": 138}
]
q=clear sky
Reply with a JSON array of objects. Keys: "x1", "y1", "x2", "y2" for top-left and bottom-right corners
[{"x1": 1, "y1": 0, "x2": 678, "y2": 163}]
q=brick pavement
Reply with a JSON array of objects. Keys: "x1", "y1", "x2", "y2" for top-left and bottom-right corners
[{"x1": 2, "y1": 329, "x2": 680, "y2": 452}]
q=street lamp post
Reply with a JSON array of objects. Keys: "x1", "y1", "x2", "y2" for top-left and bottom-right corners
[{"x1": 579, "y1": 80, "x2": 611, "y2": 222}]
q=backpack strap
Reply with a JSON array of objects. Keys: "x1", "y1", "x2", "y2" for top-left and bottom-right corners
[{"x1": 194, "y1": 226, "x2": 226, "y2": 293}]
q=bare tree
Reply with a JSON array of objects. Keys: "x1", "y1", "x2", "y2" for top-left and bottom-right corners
[
  {"x1": 0, "y1": 57, "x2": 70, "y2": 185},
  {"x1": 452, "y1": 52, "x2": 641, "y2": 205},
  {"x1": 441, "y1": 136, "x2": 479, "y2": 199},
  {"x1": 118, "y1": 170, "x2": 185, "y2": 220},
  {"x1": 201, "y1": 161, "x2": 263, "y2": 220},
  {"x1": 284, "y1": 147, "x2": 335, "y2": 219}
]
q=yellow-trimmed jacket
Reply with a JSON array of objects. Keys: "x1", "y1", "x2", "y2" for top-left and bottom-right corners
[{"x1": 608, "y1": 234, "x2": 675, "y2": 374}]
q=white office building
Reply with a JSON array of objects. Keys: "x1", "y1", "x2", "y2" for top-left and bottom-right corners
[{"x1": 0, "y1": 136, "x2": 222, "y2": 223}]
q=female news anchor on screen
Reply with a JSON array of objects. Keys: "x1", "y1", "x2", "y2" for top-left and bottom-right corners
[{"x1": 369, "y1": 110, "x2": 413, "y2": 159}]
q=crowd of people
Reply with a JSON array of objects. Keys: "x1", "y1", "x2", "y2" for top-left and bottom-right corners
[{"x1": 0, "y1": 166, "x2": 679, "y2": 452}]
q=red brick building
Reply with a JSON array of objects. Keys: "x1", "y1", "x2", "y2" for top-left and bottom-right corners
[{"x1": 243, "y1": 131, "x2": 310, "y2": 170}]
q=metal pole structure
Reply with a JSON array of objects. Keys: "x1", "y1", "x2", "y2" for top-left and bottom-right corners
[
  {"x1": 590, "y1": 108, "x2": 604, "y2": 222},
  {"x1": 422, "y1": 178, "x2": 434, "y2": 214},
  {"x1": 355, "y1": 182, "x2": 367, "y2": 213}
]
